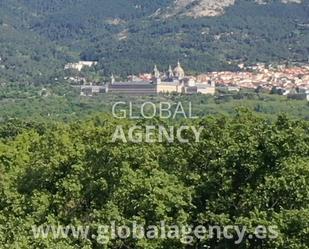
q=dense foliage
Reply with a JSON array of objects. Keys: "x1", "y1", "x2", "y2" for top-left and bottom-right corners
[{"x1": 0, "y1": 112, "x2": 308, "y2": 248}]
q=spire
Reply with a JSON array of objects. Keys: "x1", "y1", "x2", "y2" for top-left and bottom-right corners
[
  {"x1": 167, "y1": 65, "x2": 174, "y2": 79},
  {"x1": 168, "y1": 65, "x2": 173, "y2": 72},
  {"x1": 111, "y1": 74, "x2": 115, "y2": 84},
  {"x1": 153, "y1": 65, "x2": 160, "y2": 79}
]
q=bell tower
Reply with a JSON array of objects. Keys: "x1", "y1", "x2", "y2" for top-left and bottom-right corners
[
  {"x1": 167, "y1": 65, "x2": 174, "y2": 80},
  {"x1": 111, "y1": 74, "x2": 115, "y2": 84},
  {"x1": 153, "y1": 65, "x2": 160, "y2": 79}
]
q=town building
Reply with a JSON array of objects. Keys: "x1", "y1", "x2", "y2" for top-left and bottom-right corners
[
  {"x1": 106, "y1": 62, "x2": 216, "y2": 95},
  {"x1": 80, "y1": 85, "x2": 106, "y2": 96},
  {"x1": 65, "y1": 61, "x2": 98, "y2": 71},
  {"x1": 288, "y1": 93, "x2": 309, "y2": 101}
]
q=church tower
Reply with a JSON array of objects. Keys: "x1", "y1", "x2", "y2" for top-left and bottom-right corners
[
  {"x1": 152, "y1": 65, "x2": 161, "y2": 84},
  {"x1": 111, "y1": 74, "x2": 115, "y2": 84},
  {"x1": 153, "y1": 65, "x2": 160, "y2": 79},
  {"x1": 167, "y1": 65, "x2": 174, "y2": 80}
]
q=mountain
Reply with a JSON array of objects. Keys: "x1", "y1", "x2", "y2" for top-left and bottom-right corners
[
  {"x1": 158, "y1": 0, "x2": 236, "y2": 18},
  {"x1": 0, "y1": 0, "x2": 308, "y2": 84},
  {"x1": 159, "y1": 0, "x2": 305, "y2": 18},
  {"x1": 0, "y1": 0, "x2": 75, "y2": 84}
]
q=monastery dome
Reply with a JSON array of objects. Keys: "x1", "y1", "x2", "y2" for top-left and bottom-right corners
[{"x1": 173, "y1": 61, "x2": 185, "y2": 79}]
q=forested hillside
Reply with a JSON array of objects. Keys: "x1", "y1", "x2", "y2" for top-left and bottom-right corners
[
  {"x1": 0, "y1": 0, "x2": 308, "y2": 83},
  {"x1": 0, "y1": 0, "x2": 74, "y2": 84}
]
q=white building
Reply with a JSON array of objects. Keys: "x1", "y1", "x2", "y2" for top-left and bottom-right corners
[{"x1": 65, "y1": 61, "x2": 98, "y2": 71}]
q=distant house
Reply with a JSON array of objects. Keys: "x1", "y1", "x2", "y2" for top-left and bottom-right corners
[
  {"x1": 217, "y1": 86, "x2": 240, "y2": 93},
  {"x1": 287, "y1": 93, "x2": 309, "y2": 101},
  {"x1": 80, "y1": 85, "x2": 106, "y2": 96},
  {"x1": 195, "y1": 83, "x2": 216, "y2": 95},
  {"x1": 272, "y1": 87, "x2": 296, "y2": 96},
  {"x1": 297, "y1": 87, "x2": 309, "y2": 94},
  {"x1": 65, "y1": 61, "x2": 98, "y2": 71}
]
